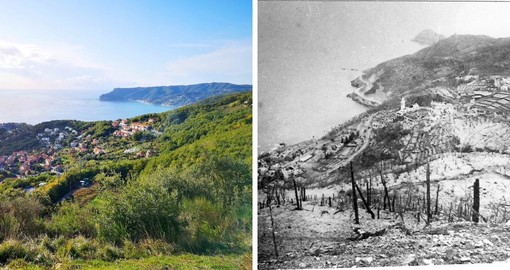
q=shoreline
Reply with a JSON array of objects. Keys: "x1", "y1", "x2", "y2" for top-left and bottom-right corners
[
  {"x1": 348, "y1": 74, "x2": 383, "y2": 107},
  {"x1": 346, "y1": 92, "x2": 380, "y2": 107}
]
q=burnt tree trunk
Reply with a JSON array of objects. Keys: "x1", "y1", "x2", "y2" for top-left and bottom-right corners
[
  {"x1": 426, "y1": 163, "x2": 431, "y2": 224},
  {"x1": 391, "y1": 192, "x2": 396, "y2": 213},
  {"x1": 368, "y1": 175, "x2": 372, "y2": 206},
  {"x1": 293, "y1": 177, "x2": 301, "y2": 210},
  {"x1": 350, "y1": 162, "x2": 359, "y2": 224},
  {"x1": 379, "y1": 170, "x2": 390, "y2": 211},
  {"x1": 354, "y1": 181, "x2": 375, "y2": 219},
  {"x1": 268, "y1": 202, "x2": 279, "y2": 258},
  {"x1": 435, "y1": 185, "x2": 440, "y2": 215},
  {"x1": 473, "y1": 179, "x2": 480, "y2": 223}
]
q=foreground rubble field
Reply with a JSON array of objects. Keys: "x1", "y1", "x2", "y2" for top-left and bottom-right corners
[{"x1": 258, "y1": 202, "x2": 510, "y2": 269}]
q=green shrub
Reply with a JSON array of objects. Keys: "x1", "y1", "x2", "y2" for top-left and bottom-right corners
[
  {"x1": 46, "y1": 202, "x2": 96, "y2": 238},
  {"x1": 180, "y1": 198, "x2": 249, "y2": 254},
  {"x1": 97, "y1": 243, "x2": 123, "y2": 261},
  {"x1": 56, "y1": 236, "x2": 99, "y2": 260},
  {"x1": 96, "y1": 173, "x2": 183, "y2": 244},
  {"x1": 138, "y1": 239, "x2": 174, "y2": 256},
  {"x1": 121, "y1": 239, "x2": 145, "y2": 259},
  {"x1": 0, "y1": 239, "x2": 34, "y2": 264}
]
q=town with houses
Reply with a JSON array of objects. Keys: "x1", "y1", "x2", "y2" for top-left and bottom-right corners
[
  {"x1": 259, "y1": 72, "x2": 510, "y2": 268},
  {"x1": 259, "y1": 72, "x2": 510, "y2": 192},
  {"x1": 0, "y1": 118, "x2": 159, "y2": 180}
]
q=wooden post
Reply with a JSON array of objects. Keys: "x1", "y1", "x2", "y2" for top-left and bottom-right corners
[
  {"x1": 350, "y1": 162, "x2": 359, "y2": 224},
  {"x1": 473, "y1": 179, "x2": 480, "y2": 223}
]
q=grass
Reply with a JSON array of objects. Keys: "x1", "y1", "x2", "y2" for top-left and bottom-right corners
[
  {"x1": 7, "y1": 253, "x2": 251, "y2": 270},
  {"x1": 69, "y1": 253, "x2": 251, "y2": 270}
]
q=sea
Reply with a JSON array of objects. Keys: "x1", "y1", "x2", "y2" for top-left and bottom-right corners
[
  {"x1": 258, "y1": 1, "x2": 427, "y2": 152},
  {"x1": 0, "y1": 89, "x2": 172, "y2": 125}
]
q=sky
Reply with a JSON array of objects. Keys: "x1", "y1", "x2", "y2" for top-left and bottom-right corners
[{"x1": 0, "y1": 0, "x2": 252, "y2": 90}]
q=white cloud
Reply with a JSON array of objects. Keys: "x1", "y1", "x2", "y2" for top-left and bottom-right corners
[
  {"x1": 0, "y1": 40, "x2": 111, "y2": 89},
  {"x1": 0, "y1": 41, "x2": 53, "y2": 69},
  {"x1": 165, "y1": 41, "x2": 252, "y2": 83}
]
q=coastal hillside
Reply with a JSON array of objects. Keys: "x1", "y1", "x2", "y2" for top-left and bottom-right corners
[
  {"x1": 99, "y1": 82, "x2": 252, "y2": 106},
  {"x1": 350, "y1": 34, "x2": 510, "y2": 105},
  {"x1": 259, "y1": 35, "x2": 510, "y2": 269},
  {"x1": 0, "y1": 92, "x2": 252, "y2": 269}
]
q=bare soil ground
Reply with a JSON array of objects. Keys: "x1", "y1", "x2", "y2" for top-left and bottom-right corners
[{"x1": 258, "y1": 201, "x2": 510, "y2": 269}]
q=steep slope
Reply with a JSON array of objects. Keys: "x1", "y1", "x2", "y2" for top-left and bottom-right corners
[
  {"x1": 99, "y1": 82, "x2": 252, "y2": 106},
  {"x1": 359, "y1": 35, "x2": 510, "y2": 100}
]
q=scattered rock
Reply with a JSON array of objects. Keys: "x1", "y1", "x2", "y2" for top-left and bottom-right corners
[
  {"x1": 460, "y1": 256, "x2": 471, "y2": 263},
  {"x1": 445, "y1": 249, "x2": 455, "y2": 260},
  {"x1": 402, "y1": 254, "x2": 417, "y2": 265},
  {"x1": 355, "y1": 257, "x2": 374, "y2": 264},
  {"x1": 310, "y1": 247, "x2": 324, "y2": 256},
  {"x1": 298, "y1": 262, "x2": 307, "y2": 268},
  {"x1": 483, "y1": 239, "x2": 494, "y2": 247},
  {"x1": 422, "y1": 259, "x2": 434, "y2": 265}
]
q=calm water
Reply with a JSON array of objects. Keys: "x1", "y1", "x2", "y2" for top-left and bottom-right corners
[
  {"x1": 0, "y1": 89, "x2": 173, "y2": 124},
  {"x1": 258, "y1": 2, "x2": 426, "y2": 152}
]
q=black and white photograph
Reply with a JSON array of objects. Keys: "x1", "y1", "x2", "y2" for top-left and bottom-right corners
[{"x1": 258, "y1": 1, "x2": 510, "y2": 268}]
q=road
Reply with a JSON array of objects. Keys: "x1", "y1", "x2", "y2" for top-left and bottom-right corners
[
  {"x1": 326, "y1": 112, "x2": 378, "y2": 174},
  {"x1": 354, "y1": 74, "x2": 383, "y2": 106}
]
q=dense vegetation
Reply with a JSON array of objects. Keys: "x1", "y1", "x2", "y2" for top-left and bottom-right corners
[
  {"x1": 100, "y1": 82, "x2": 252, "y2": 107},
  {"x1": 0, "y1": 93, "x2": 252, "y2": 268}
]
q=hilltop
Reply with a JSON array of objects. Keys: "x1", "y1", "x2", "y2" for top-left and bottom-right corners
[
  {"x1": 411, "y1": 29, "x2": 445, "y2": 45},
  {"x1": 99, "y1": 82, "x2": 252, "y2": 107},
  {"x1": 349, "y1": 34, "x2": 510, "y2": 106}
]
